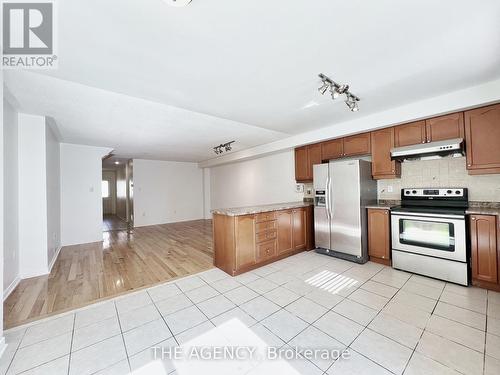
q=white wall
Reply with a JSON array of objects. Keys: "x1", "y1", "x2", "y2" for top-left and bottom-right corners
[
  {"x1": 209, "y1": 149, "x2": 303, "y2": 210},
  {"x1": 45, "y1": 123, "x2": 61, "y2": 269},
  {"x1": 3, "y1": 100, "x2": 19, "y2": 295},
  {"x1": 60, "y1": 144, "x2": 112, "y2": 246},
  {"x1": 133, "y1": 159, "x2": 203, "y2": 227},
  {"x1": 18, "y1": 114, "x2": 48, "y2": 278}
]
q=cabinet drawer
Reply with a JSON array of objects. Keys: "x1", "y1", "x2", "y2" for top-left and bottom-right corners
[
  {"x1": 256, "y1": 220, "x2": 277, "y2": 233},
  {"x1": 256, "y1": 229, "x2": 277, "y2": 243},
  {"x1": 257, "y1": 240, "x2": 277, "y2": 261},
  {"x1": 256, "y1": 211, "x2": 276, "y2": 223}
]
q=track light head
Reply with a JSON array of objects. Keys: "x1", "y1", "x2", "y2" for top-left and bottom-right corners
[
  {"x1": 330, "y1": 87, "x2": 340, "y2": 99},
  {"x1": 318, "y1": 82, "x2": 329, "y2": 95}
]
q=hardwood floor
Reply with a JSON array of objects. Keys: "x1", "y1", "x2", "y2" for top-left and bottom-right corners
[
  {"x1": 4, "y1": 219, "x2": 214, "y2": 329},
  {"x1": 102, "y1": 214, "x2": 128, "y2": 231}
]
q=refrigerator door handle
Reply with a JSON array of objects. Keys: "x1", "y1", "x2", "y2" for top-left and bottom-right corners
[
  {"x1": 329, "y1": 177, "x2": 334, "y2": 217},
  {"x1": 325, "y1": 177, "x2": 330, "y2": 219}
]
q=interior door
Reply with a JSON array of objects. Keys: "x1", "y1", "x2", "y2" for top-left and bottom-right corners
[
  {"x1": 102, "y1": 171, "x2": 116, "y2": 215},
  {"x1": 329, "y1": 160, "x2": 362, "y2": 257}
]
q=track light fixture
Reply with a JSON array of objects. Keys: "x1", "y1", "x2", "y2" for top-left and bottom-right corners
[
  {"x1": 318, "y1": 73, "x2": 360, "y2": 111},
  {"x1": 213, "y1": 141, "x2": 235, "y2": 155}
]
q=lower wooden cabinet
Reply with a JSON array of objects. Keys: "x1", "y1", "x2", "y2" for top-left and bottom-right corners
[
  {"x1": 470, "y1": 215, "x2": 499, "y2": 288},
  {"x1": 367, "y1": 208, "x2": 391, "y2": 265},
  {"x1": 214, "y1": 206, "x2": 314, "y2": 275}
]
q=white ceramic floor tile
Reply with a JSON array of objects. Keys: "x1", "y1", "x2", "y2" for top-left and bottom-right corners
[
  {"x1": 93, "y1": 360, "x2": 130, "y2": 375},
  {"x1": 327, "y1": 349, "x2": 392, "y2": 375},
  {"x1": 155, "y1": 293, "x2": 193, "y2": 316},
  {"x1": 69, "y1": 335, "x2": 127, "y2": 375},
  {"x1": 211, "y1": 277, "x2": 241, "y2": 293},
  {"x1": 409, "y1": 274, "x2": 446, "y2": 289},
  {"x1": 426, "y1": 315, "x2": 485, "y2": 352},
  {"x1": 247, "y1": 349, "x2": 323, "y2": 375},
  {"x1": 74, "y1": 301, "x2": 117, "y2": 329},
  {"x1": 252, "y1": 264, "x2": 280, "y2": 277},
  {"x1": 119, "y1": 303, "x2": 161, "y2": 332},
  {"x1": 263, "y1": 286, "x2": 300, "y2": 307},
  {"x1": 304, "y1": 289, "x2": 344, "y2": 309},
  {"x1": 486, "y1": 332, "x2": 500, "y2": 360},
  {"x1": 263, "y1": 271, "x2": 296, "y2": 285},
  {"x1": 223, "y1": 285, "x2": 259, "y2": 306},
  {"x1": 282, "y1": 279, "x2": 314, "y2": 296},
  {"x1": 198, "y1": 268, "x2": 229, "y2": 283},
  {"x1": 9, "y1": 332, "x2": 72, "y2": 374},
  {"x1": 211, "y1": 307, "x2": 257, "y2": 328},
  {"x1": 147, "y1": 283, "x2": 182, "y2": 303},
  {"x1": 129, "y1": 337, "x2": 177, "y2": 373},
  {"x1": 489, "y1": 290, "x2": 500, "y2": 305},
  {"x1": 184, "y1": 285, "x2": 219, "y2": 304},
  {"x1": 313, "y1": 311, "x2": 363, "y2": 346},
  {"x1": 368, "y1": 312, "x2": 423, "y2": 349},
  {"x1": 391, "y1": 290, "x2": 437, "y2": 313},
  {"x1": 348, "y1": 288, "x2": 389, "y2": 310},
  {"x1": 115, "y1": 291, "x2": 152, "y2": 315},
  {"x1": 196, "y1": 294, "x2": 236, "y2": 319},
  {"x1": 440, "y1": 290, "x2": 487, "y2": 314},
  {"x1": 123, "y1": 319, "x2": 173, "y2": 355},
  {"x1": 371, "y1": 268, "x2": 410, "y2": 288},
  {"x1": 444, "y1": 283, "x2": 487, "y2": 299},
  {"x1": 246, "y1": 278, "x2": 279, "y2": 294},
  {"x1": 351, "y1": 328, "x2": 412, "y2": 375},
  {"x1": 360, "y1": 280, "x2": 398, "y2": 299},
  {"x1": 434, "y1": 301, "x2": 486, "y2": 331},
  {"x1": 72, "y1": 316, "x2": 121, "y2": 351},
  {"x1": 401, "y1": 279, "x2": 443, "y2": 300},
  {"x1": 21, "y1": 315, "x2": 74, "y2": 347},
  {"x1": 233, "y1": 272, "x2": 260, "y2": 284},
  {"x1": 383, "y1": 300, "x2": 431, "y2": 329},
  {"x1": 164, "y1": 306, "x2": 207, "y2": 335},
  {"x1": 17, "y1": 355, "x2": 69, "y2": 375},
  {"x1": 240, "y1": 296, "x2": 281, "y2": 321},
  {"x1": 416, "y1": 331, "x2": 484, "y2": 375},
  {"x1": 250, "y1": 324, "x2": 286, "y2": 348},
  {"x1": 485, "y1": 355, "x2": 500, "y2": 375},
  {"x1": 289, "y1": 326, "x2": 346, "y2": 371},
  {"x1": 404, "y1": 352, "x2": 461, "y2": 375},
  {"x1": 488, "y1": 301, "x2": 500, "y2": 319},
  {"x1": 488, "y1": 316, "x2": 500, "y2": 336},
  {"x1": 175, "y1": 276, "x2": 207, "y2": 292},
  {"x1": 333, "y1": 299, "x2": 378, "y2": 326},
  {"x1": 285, "y1": 297, "x2": 328, "y2": 324},
  {"x1": 175, "y1": 321, "x2": 217, "y2": 345},
  {"x1": 261, "y1": 309, "x2": 308, "y2": 342}
]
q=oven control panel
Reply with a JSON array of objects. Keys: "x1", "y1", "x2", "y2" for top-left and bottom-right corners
[{"x1": 403, "y1": 188, "x2": 466, "y2": 197}]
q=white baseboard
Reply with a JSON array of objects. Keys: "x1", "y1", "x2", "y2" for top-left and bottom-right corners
[
  {"x1": 3, "y1": 276, "x2": 21, "y2": 301},
  {"x1": 48, "y1": 246, "x2": 62, "y2": 273}
]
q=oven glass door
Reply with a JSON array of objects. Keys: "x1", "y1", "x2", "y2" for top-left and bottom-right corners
[
  {"x1": 399, "y1": 219, "x2": 454, "y2": 252},
  {"x1": 391, "y1": 213, "x2": 466, "y2": 262}
]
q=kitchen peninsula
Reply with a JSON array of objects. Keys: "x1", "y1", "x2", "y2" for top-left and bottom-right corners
[{"x1": 212, "y1": 202, "x2": 314, "y2": 275}]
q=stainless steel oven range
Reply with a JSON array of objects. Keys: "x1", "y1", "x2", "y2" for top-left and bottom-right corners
[{"x1": 391, "y1": 188, "x2": 469, "y2": 285}]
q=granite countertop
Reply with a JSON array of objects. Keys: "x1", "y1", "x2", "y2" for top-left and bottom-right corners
[
  {"x1": 211, "y1": 201, "x2": 313, "y2": 216},
  {"x1": 365, "y1": 200, "x2": 401, "y2": 210}
]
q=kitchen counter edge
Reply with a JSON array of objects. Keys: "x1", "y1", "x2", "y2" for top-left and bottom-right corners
[{"x1": 211, "y1": 201, "x2": 313, "y2": 216}]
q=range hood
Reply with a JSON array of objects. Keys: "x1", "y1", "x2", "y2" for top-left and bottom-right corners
[{"x1": 391, "y1": 138, "x2": 464, "y2": 161}]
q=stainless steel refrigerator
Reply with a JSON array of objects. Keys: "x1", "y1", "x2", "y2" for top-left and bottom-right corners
[{"x1": 313, "y1": 159, "x2": 377, "y2": 263}]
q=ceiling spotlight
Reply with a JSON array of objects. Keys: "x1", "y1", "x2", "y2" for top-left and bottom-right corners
[
  {"x1": 164, "y1": 0, "x2": 192, "y2": 7},
  {"x1": 213, "y1": 141, "x2": 235, "y2": 155},
  {"x1": 318, "y1": 73, "x2": 360, "y2": 112},
  {"x1": 318, "y1": 81, "x2": 329, "y2": 95},
  {"x1": 114, "y1": 161, "x2": 120, "y2": 165}
]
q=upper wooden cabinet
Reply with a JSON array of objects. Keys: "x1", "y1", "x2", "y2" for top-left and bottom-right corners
[
  {"x1": 465, "y1": 104, "x2": 500, "y2": 175},
  {"x1": 367, "y1": 208, "x2": 391, "y2": 265},
  {"x1": 394, "y1": 121, "x2": 426, "y2": 147},
  {"x1": 470, "y1": 215, "x2": 498, "y2": 285},
  {"x1": 425, "y1": 112, "x2": 464, "y2": 142},
  {"x1": 343, "y1": 133, "x2": 371, "y2": 157},
  {"x1": 371, "y1": 128, "x2": 400, "y2": 179},
  {"x1": 295, "y1": 144, "x2": 322, "y2": 182},
  {"x1": 321, "y1": 139, "x2": 343, "y2": 161}
]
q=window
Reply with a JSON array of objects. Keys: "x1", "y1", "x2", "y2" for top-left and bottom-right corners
[{"x1": 102, "y1": 180, "x2": 110, "y2": 198}]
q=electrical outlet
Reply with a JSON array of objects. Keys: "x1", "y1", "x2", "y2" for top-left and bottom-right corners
[
  {"x1": 387, "y1": 185, "x2": 393, "y2": 193},
  {"x1": 295, "y1": 183, "x2": 304, "y2": 193}
]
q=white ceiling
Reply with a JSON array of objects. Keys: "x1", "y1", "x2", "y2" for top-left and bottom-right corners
[{"x1": 5, "y1": 0, "x2": 500, "y2": 162}]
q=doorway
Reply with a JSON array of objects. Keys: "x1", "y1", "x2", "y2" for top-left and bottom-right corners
[{"x1": 102, "y1": 157, "x2": 132, "y2": 232}]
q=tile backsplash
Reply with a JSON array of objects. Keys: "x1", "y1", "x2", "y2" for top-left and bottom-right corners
[{"x1": 377, "y1": 156, "x2": 500, "y2": 202}]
